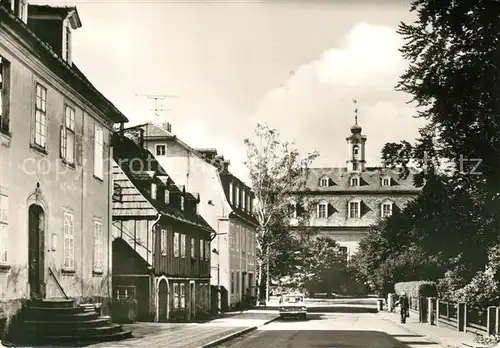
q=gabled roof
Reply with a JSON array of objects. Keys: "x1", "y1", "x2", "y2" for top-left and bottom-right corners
[
  {"x1": 28, "y1": 4, "x2": 82, "y2": 28},
  {"x1": 304, "y1": 167, "x2": 421, "y2": 192},
  {"x1": 0, "y1": 4, "x2": 127, "y2": 123},
  {"x1": 112, "y1": 134, "x2": 214, "y2": 233},
  {"x1": 218, "y1": 171, "x2": 259, "y2": 226}
]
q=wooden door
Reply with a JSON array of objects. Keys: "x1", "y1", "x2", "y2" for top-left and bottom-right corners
[{"x1": 28, "y1": 204, "x2": 45, "y2": 299}]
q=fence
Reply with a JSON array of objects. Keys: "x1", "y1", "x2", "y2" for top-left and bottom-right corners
[{"x1": 393, "y1": 295, "x2": 499, "y2": 337}]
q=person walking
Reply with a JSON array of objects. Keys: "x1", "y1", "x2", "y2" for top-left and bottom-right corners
[{"x1": 395, "y1": 292, "x2": 410, "y2": 324}]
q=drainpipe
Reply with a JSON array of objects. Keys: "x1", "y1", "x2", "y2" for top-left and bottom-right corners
[{"x1": 151, "y1": 213, "x2": 161, "y2": 322}]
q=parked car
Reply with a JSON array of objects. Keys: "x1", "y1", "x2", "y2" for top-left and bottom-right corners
[{"x1": 279, "y1": 294, "x2": 307, "y2": 320}]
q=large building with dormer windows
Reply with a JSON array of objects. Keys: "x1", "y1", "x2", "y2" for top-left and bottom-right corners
[{"x1": 292, "y1": 119, "x2": 421, "y2": 266}]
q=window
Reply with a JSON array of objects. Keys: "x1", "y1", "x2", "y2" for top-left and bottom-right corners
[
  {"x1": 382, "y1": 177, "x2": 391, "y2": 187},
  {"x1": 317, "y1": 202, "x2": 327, "y2": 218},
  {"x1": 180, "y1": 233, "x2": 186, "y2": 258},
  {"x1": 93, "y1": 221, "x2": 103, "y2": 273},
  {"x1": 353, "y1": 145, "x2": 360, "y2": 159},
  {"x1": 205, "y1": 240, "x2": 210, "y2": 261},
  {"x1": 173, "y1": 283, "x2": 179, "y2": 309},
  {"x1": 348, "y1": 201, "x2": 360, "y2": 218},
  {"x1": 0, "y1": 195, "x2": 8, "y2": 264},
  {"x1": 12, "y1": 0, "x2": 27, "y2": 22},
  {"x1": 231, "y1": 272, "x2": 235, "y2": 293},
  {"x1": 64, "y1": 25, "x2": 71, "y2": 62},
  {"x1": 60, "y1": 105, "x2": 76, "y2": 164},
  {"x1": 34, "y1": 83, "x2": 47, "y2": 148},
  {"x1": 116, "y1": 285, "x2": 135, "y2": 299},
  {"x1": 320, "y1": 177, "x2": 329, "y2": 187},
  {"x1": 191, "y1": 237, "x2": 195, "y2": 259},
  {"x1": 165, "y1": 190, "x2": 170, "y2": 204},
  {"x1": 236, "y1": 271, "x2": 240, "y2": 294},
  {"x1": 151, "y1": 183, "x2": 157, "y2": 199},
  {"x1": 352, "y1": 162, "x2": 359, "y2": 171},
  {"x1": 180, "y1": 283, "x2": 186, "y2": 309},
  {"x1": 229, "y1": 182, "x2": 233, "y2": 204},
  {"x1": 173, "y1": 232, "x2": 179, "y2": 257},
  {"x1": 200, "y1": 238, "x2": 204, "y2": 260},
  {"x1": 247, "y1": 195, "x2": 250, "y2": 212},
  {"x1": 161, "y1": 229, "x2": 167, "y2": 256},
  {"x1": 63, "y1": 212, "x2": 74, "y2": 270},
  {"x1": 350, "y1": 177, "x2": 359, "y2": 186},
  {"x1": 180, "y1": 196, "x2": 184, "y2": 210},
  {"x1": 0, "y1": 56, "x2": 11, "y2": 134},
  {"x1": 236, "y1": 186, "x2": 240, "y2": 207},
  {"x1": 242, "y1": 190, "x2": 246, "y2": 210},
  {"x1": 156, "y1": 144, "x2": 166, "y2": 156},
  {"x1": 94, "y1": 125, "x2": 104, "y2": 179},
  {"x1": 236, "y1": 225, "x2": 240, "y2": 251},
  {"x1": 381, "y1": 202, "x2": 393, "y2": 217}
]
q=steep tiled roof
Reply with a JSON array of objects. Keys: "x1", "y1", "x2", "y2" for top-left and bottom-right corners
[
  {"x1": 0, "y1": 4, "x2": 127, "y2": 123},
  {"x1": 112, "y1": 134, "x2": 214, "y2": 233},
  {"x1": 303, "y1": 167, "x2": 421, "y2": 193},
  {"x1": 127, "y1": 123, "x2": 174, "y2": 138},
  {"x1": 219, "y1": 172, "x2": 259, "y2": 226}
]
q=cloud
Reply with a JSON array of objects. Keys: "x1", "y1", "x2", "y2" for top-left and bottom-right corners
[{"x1": 252, "y1": 22, "x2": 427, "y2": 169}]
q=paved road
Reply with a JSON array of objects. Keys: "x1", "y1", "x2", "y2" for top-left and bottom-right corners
[{"x1": 220, "y1": 312, "x2": 446, "y2": 348}]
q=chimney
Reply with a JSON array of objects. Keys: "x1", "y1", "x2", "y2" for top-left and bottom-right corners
[
  {"x1": 27, "y1": 5, "x2": 82, "y2": 64},
  {"x1": 222, "y1": 160, "x2": 230, "y2": 173},
  {"x1": 162, "y1": 122, "x2": 172, "y2": 133}
]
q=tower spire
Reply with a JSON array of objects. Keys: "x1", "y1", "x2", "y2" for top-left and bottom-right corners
[{"x1": 353, "y1": 98, "x2": 358, "y2": 126}]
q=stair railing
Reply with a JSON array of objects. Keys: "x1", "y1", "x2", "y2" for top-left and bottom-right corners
[{"x1": 48, "y1": 267, "x2": 69, "y2": 299}]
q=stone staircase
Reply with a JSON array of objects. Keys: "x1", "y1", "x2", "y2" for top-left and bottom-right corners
[{"x1": 2, "y1": 298, "x2": 132, "y2": 347}]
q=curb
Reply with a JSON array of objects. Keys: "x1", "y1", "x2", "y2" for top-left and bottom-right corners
[{"x1": 199, "y1": 316, "x2": 279, "y2": 348}]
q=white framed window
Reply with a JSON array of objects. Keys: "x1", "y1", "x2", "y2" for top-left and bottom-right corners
[
  {"x1": 173, "y1": 283, "x2": 179, "y2": 309},
  {"x1": 180, "y1": 196, "x2": 184, "y2": 210},
  {"x1": 94, "y1": 125, "x2": 104, "y2": 179},
  {"x1": 0, "y1": 195, "x2": 8, "y2": 264},
  {"x1": 200, "y1": 238, "x2": 205, "y2": 260},
  {"x1": 191, "y1": 237, "x2": 195, "y2": 259},
  {"x1": 161, "y1": 229, "x2": 167, "y2": 256},
  {"x1": 34, "y1": 83, "x2": 47, "y2": 148},
  {"x1": 381, "y1": 202, "x2": 393, "y2": 217},
  {"x1": 382, "y1": 176, "x2": 391, "y2": 187},
  {"x1": 60, "y1": 105, "x2": 76, "y2": 164},
  {"x1": 317, "y1": 202, "x2": 328, "y2": 218},
  {"x1": 173, "y1": 232, "x2": 179, "y2": 257},
  {"x1": 12, "y1": 0, "x2": 27, "y2": 23},
  {"x1": 205, "y1": 240, "x2": 210, "y2": 261},
  {"x1": 348, "y1": 200, "x2": 361, "y2": 219},
  {"x1": 180, "y1": 283, "x2": 186, "y2": 309},
  {"x1": 64, "y1": 25, "x2": 71, "y2": 62},
  {"x1": 242, "y1": 190, "x2": 246, "y2": 210},
  {"x1": 165, "y1": 190, "x2": 170, "y2": 204},
  {"x1": 350, "y1": 176, "x2": 360, "y2": 186},
  {"x1": 236, "y1": 186, "x2": 240, "y2": 207},
  {"x1": 320, "y1": 177, "x2": 329, "y2": 187},
  {"x1": 156, "y1": 144, "x2": 166, "y2": 156},
  {"x1": 116, "y1": 285, "x2": 135, "y2": 299},
  {"x1": 353, "y1": 145, "x2": 360, "y2": 159},
  {"x1": 229, "y1": 182, "x2": 233, "y2": 204},
  {"x1": 93, "y1": 220, "x2": 103, "y2": 273},
  {"x1": 63, "y1": 212, "x2": 74, "y2": 270},
  {"x1": 151, "y1": 183, "x2": 157, "y2": 199},
  {"x1": 180, "y1": 233, "x2": 186, "y2": 258},
  {"x1": 0, "y1": 56, "x2": 11, "y2": 134}
]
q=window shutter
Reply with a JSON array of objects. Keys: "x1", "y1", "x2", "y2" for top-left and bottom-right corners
[
  {"x1": 75, "y1": 131, "x2": 83, "y2": 166},
  {"x1": 59, "y1": 125, "x2": 65, "y2": 158},
  {"x1": 103, "y1": 135, "x2": 109, "y2": 175}
]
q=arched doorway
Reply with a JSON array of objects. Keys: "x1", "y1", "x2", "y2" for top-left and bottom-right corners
[
  {"x1": 158, "y1": 279, "x2": 168, "y2": 322},
  {"x1": 28, "y1": 204, "x2": 45, "y2": 299}
]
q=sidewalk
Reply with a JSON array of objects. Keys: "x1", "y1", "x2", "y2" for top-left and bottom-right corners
[
  {"x1": 87, "y1": 310, "x2": 278, "y2": 348},
  {"x1": 378, "y1": 310, "x2": 492, "y2": 348}
]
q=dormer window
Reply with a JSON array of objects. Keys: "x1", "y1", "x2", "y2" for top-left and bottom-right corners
[
  {"x1": 62, "y1": 20, "x2": 72, "y2": 63},
  {"x1": 319, "y1": 177, "x2": 329, "y2": 187},
  {"x1": 180, "y1": 196, "x2": 185, "y2": 211},
  {"x1": 381, "y1": 201, "x2": 393, "y2": 217},
  {"x1": 165, "y1": 190, "x2": 170, "y2": 204},
  {"x1": 317, "y1": 202, "x2": 328, "y2": 219},
  {"x1": 382, "y1": 176, "x2": 391, "y2": 187},
  {"x1": 242, "y1": 190, "x2": 246, "y2": 210},
  {"x1": 236, "y1": 186, "x2": 240, "y2": 207},
  {"x1": 12, "y1": 0, "x2": 27, "y2": 23},
  {"x1": 229, "y1": 182, "x2": 233, "y2": 204},
  {"x1": 350, "y1": 177, "x2": 360, "y2": 187},
  {"x1": 348, "y1": 199, "x2": 361, "y2": 218},
  {"x1": 151, "y1": 183, "x2": 157, "y2": 199}
]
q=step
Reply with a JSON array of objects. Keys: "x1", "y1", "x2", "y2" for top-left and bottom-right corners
[
  {"x1": 24, "y1": 316, "x2": 112, "y2": 328},
  {"x1": 29, "y1": 299, "x2": 75, "y2": 308},
  {"x1": 38, "y1": 324, "x2": 124, "y2": 338},
  {"x1": 25, "y1": 306, "x2": 88, "y2": 317}
]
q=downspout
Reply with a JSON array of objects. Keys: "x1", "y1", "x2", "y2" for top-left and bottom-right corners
[
  {"x1": 151, "y1": 213, "x2": 162, "y2": 322},
  {"x1": 80, "y1": 111, "x2": 85, "y2": 299},
  {"x1": 107, "y1": 132, "x2": 113, "y2": 299}
]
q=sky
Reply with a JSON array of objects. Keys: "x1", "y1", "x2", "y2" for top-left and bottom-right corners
[{"x1": 31, "y1": 0, "x2": 428, "y2": 184}]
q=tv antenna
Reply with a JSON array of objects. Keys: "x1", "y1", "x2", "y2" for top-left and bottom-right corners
[{"x1": 135, "y1": 94, "x2": 179, "y2": 118}]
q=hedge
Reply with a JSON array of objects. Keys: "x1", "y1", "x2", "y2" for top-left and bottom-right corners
[{"x1": 394, "y1": 281, "x2": 438, "y2": 298}]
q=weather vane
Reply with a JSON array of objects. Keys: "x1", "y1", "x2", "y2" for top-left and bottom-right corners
[{"x1": 352, "y1": 99, "x2": 358, "y2": 125}]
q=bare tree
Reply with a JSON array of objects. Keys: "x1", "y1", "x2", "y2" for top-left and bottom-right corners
[{"x1": 244, "y1": 123, "x2": 319, "y2": 302}]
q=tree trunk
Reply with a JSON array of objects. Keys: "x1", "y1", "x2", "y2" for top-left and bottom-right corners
[
  {"x1": 256, "y1": 259, "x2": 263, "y2": 303},
  {"x1": 266, "y1": 245, "x2": 270, "y2": 302}
]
